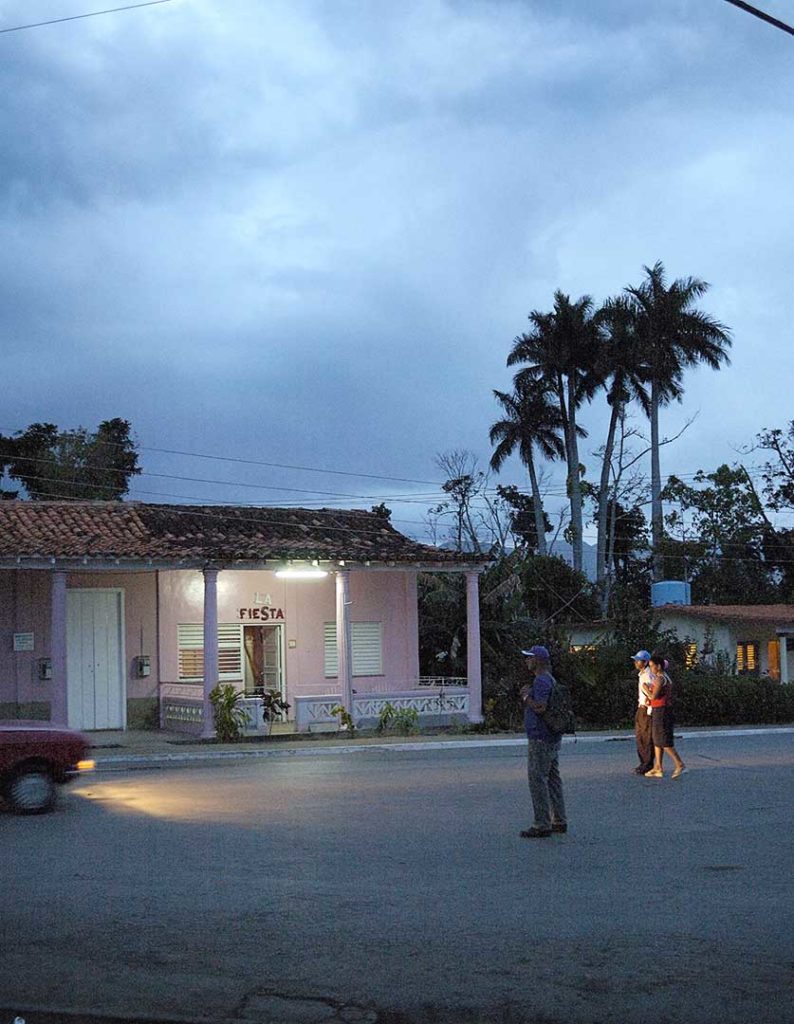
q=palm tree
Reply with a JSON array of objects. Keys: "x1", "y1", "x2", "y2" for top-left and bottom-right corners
[
  {"x1": 594, "y1": 296, "x2": 650, "y2": 611},
  {"x1": 489, "y1": 380, "x2": 566, "y2": 556},
  {"x1": 625, "y1": 262, "x2": 732, "y2": 581},
  {"x1": 507, "y1": 291, "x2": 601, "y2": 572}
]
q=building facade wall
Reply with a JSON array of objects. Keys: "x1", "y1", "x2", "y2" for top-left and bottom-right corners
[
  {"x1": 0, "y1": 566, "x2": 421, "y2": 727},
  {"x1": 0, "y1": 569, "x2": 159, "y2": 725},
  {"x1": 569, "y1": 613, "x2": 793, "y2": 680},
  {"x1": 156, "y1": 568, "x2": 420, "y2": 703}
]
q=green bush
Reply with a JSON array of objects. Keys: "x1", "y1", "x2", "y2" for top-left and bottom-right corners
[
  {"x1": 673, "y1": 673, "x2": 794, "y2": 726},
  {"x1": 482, "y1": 643, "x2": 794, "y2": 731},
  {"x1": 377, "y1": 703, "x2": 420, "y2": 735},
  {"x1": 330, "y1": 704, "x2": 355, "y2": 733},
  {"x1": 209, "y1": 684, "x2": 250, "y2": 742}
]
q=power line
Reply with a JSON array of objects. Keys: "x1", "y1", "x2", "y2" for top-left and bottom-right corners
[
  {"x1": 2, "y1": 423, "x2": 784, "y2": 496},
  {"x1": 723, "y1": 0, "x2": 794, "y2": 36},
  {"x1": 0, "y1": 426, "x2": 443, "y2": 487},
  {"x1": 0, "y1": 0, "x2": 177, "y2": 36}
]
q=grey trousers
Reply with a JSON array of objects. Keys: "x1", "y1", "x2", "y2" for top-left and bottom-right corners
[{"x1": 526, "y1": 737, "x2": 566, "y2": 831}]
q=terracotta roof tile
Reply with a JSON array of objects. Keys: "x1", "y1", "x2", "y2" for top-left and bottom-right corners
[{"x1": 0, "y1": 501, "x2": 481, "y2": 567}]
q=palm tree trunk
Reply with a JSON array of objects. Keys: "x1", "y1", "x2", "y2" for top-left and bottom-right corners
[
  {"x1": 650, "y1": 383, "x2": 664, "y2": 581},
  {"x1": 567, "y1": 389, "x2": 583, "y2": 574},
  {"x1": 597, "y1": 400, "x2": 621, "y2": 614},
  {"x1": 526, "y1": 454, "x2": 548, "y2": 557},
  {"x1": 606, "y1": 485, "x2": 618, "y2": 610}
]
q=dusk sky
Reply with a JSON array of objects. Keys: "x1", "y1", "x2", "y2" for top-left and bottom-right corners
[{"x1": 2, "y1": 0, "x2": 793, "y2": 543}]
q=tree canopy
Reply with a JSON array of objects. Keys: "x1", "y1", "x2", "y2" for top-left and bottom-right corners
[{"x1": 0, "y1": 418, "x2": 141, "y2": 501}]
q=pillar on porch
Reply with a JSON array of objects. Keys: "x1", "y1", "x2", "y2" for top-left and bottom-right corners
[
  {"x1": 335, "y1": 570, "x2": 353, "y2": 714},
  {"x1": 466, "y1": 571, "x2": 483, "y2": 724},
  {"x1": 50, "y1": 569, "x2": 68, "y2": 726},
  {"x1": 780, "y1": 634, "x2": 789, "y2": 685},
  {"x1": 201, "y1": 568, "x2": 219, "y2": 738}
]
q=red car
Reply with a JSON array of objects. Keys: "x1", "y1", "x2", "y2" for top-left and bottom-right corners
[{"x1": 0, "y1": 723, "x2": 94, "y2": 814}]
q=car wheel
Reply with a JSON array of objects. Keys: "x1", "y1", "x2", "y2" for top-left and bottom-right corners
[{"x1": 7, "y1": 767, "x2": 57, "y2": 814}]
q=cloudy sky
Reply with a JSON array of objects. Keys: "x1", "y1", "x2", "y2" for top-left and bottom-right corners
[{"x1": 1, "y1": 0, "x2": 793, "y2": 542}]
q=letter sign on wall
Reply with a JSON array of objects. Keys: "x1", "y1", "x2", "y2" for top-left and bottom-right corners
[{"x1": 238, "y1": 607, "x2": 285, "y2": 621}]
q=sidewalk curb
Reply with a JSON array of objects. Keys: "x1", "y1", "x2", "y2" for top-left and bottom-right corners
[{"x1": 90, "y1": 726, "x2": 794, "y2": 771}]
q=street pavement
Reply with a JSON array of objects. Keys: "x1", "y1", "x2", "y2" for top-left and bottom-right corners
[{"x1": 2, "y1": 728, "x2": 793, "y2": 1024}]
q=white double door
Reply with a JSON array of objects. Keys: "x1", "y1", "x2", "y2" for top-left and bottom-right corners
[{"x1": 67, "y1": 589, "x2": 126, "y2": 730}]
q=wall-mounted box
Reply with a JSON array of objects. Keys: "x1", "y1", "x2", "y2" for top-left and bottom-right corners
[{"x1": 134, "y1": 654, "x2": 151, "y2": 678}]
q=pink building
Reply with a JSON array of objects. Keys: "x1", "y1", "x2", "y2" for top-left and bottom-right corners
[{"x1": 0, "y1": 502, "x2": 484, "y2": 734}]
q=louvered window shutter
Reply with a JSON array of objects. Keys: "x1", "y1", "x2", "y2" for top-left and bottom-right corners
[
  {"x1": 178, "y1": 624, "x2": 204, "y2": 680},
  {"x1": 352, "y1": 622, "x2": 383, "y2": 675},
  {"x1": 324, "y1": 622, "x2": 383, "y2": 677},
  {"x1": 178, "y1": 623, "x2": 243, "y2": 681},
  {"x1": 324, "y1": 622, "x2": 338, "y2": 677}
]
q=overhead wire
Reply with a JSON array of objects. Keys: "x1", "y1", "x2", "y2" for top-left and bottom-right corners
[
  {"x1": 723, "y1": 0, "x2": 794, "y2": 37},
  {"x1": 4, "y1": 479, "x2": 794, "y2": 567},
  {"x1": 2, "y1": 444, "x2": 779, "y2": 510},
  {"x1": 0, "y1": 0, "x2": 177, "y2": 35},
  {"x1": 3, "y1": 469, "x2": 794, "y2": 571}
]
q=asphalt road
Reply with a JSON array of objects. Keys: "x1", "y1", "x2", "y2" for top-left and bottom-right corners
[{"x1": 2, "y1": 730, "x2": 794, "y2": 1024}]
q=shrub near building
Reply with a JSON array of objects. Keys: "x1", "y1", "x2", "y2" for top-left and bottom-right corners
[{"x1": 486, "y1": 641, "x2": 794, "y2": 732}]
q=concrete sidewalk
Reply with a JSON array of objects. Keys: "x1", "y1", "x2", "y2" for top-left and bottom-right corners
[{"x1": 86, "y1": 723, "x2": 794, "y2": 769}]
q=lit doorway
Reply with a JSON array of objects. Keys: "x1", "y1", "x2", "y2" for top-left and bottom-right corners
[{"x1": 243, "y1": 625, "x2": 284, "y2": 701}]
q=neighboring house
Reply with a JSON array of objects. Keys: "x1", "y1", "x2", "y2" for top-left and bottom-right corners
[
  {"x1": 569, "y1": 600, "x2": 794, "y2": 684},
  {"x1": 0, "y1": 502, "x2": 486, "y2": 734},
  {"x1": 651, "y1": 604, "x2": 794, "y2": 682}
]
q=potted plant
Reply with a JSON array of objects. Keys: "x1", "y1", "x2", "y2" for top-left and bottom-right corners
[{"x1": 261, "y1": 689, "x2": 291, "y2": 736}]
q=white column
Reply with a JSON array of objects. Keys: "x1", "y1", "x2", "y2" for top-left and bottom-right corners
[
  {"x1": 404, "y1": 571, "x2": 420, "y2": 686},
  {"x1": 50, "y1": 570, "x2": 68, "y2": 726},
  {"x1": 201, "y1": 568, "x2": 219, "y2": 738},
  {"x1": 466, "y1": 571, "x2": 483, "y2": 723},
  {"x1": 781, "y1": 635, "x2": 789, "y2": 685},
  {"x1": 336, "y1": 570, "x2": 353, "y2": 715}
]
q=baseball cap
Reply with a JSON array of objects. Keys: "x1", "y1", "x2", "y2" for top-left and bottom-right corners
[
  {"x1": 631, "y1": 650, "x2": 651, "y2": 662},
  {"x1": 521, "y1": 645, "x2": 550, "y2": 660}
]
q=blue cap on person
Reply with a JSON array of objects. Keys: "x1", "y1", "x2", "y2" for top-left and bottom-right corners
[
  {"x1": 631, "y1": 649, "x2": 651, "y2": 662},
  {"x1": 521, "y1": 645, "x2": 550, "y2": 660}
]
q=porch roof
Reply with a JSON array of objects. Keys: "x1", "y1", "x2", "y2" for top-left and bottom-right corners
[{"x1": 0, "y1": 501, "x2": 485, "y2": 570}]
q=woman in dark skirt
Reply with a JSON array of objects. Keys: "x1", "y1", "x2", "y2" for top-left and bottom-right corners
[{"x1": 641, "y1": 652, "x2": 686, "y2": 779}]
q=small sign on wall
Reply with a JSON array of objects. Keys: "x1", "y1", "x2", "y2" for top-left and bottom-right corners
[
  {"x1": 13, "y1": 632, "x2": 34, "y2": 652},
  {"x1": 239, "y1": 607, "x2": 285, "y2": 621}
]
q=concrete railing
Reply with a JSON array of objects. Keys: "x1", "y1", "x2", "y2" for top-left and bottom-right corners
[
  {"x1": 160, "y1": 681, "x2": 470, "y2": 736},
  {"x1": 293, "y1": 685, "x2": 469, "y2": 732}
]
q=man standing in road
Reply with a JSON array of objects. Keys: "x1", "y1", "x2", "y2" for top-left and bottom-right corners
[
  {"x1": 519, "y1": 645, "x2": 567, "y2": 839},
  {"x1": 632, "y1": 649, "x2": 654, "y2": 775}
]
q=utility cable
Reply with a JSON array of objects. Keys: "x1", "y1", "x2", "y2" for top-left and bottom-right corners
[
  {"x1": 0, "y1": 0, "x2": 177, "y2": 35},
  {"x1": 723, "y1": 0, "x2": 794, "y2": 37}
]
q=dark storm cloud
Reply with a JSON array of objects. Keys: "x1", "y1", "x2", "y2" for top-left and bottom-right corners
[{"x1": 1, "y1": 0, "x2": 794, "y2": 530}]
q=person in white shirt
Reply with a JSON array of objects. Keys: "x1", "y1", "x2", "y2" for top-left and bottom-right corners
[{"x1": 632, "y1": 649, "x2": 654, "y2": 775}]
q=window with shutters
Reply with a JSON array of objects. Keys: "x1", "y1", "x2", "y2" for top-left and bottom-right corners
[
  {"x1": 767, "y1": 640, "x2": 780, "y2": 681},
  {"x1": 324, "y1": 621, "x2": 383, "y2": 677},
  {"x1": 177, "y1": 623, "x2": 243, "y2": 681},
  {"x1": 736, "y1": 641, "x2": 758, "y2": 675}
]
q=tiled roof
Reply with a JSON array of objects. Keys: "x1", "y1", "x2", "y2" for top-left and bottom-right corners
[
  {"x1": 657, "y1": 604, "x2": 794, "y2": 627},
  {"x1": 0, "y1": 502, "x2": 481, "y2": 567}
]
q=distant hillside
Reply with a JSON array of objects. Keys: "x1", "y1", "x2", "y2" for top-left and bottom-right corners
[{"x1": 548, "y1": 540, "x2": 598, "y2": 581}]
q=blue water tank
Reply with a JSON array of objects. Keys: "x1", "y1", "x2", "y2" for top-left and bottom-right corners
[{"x1": 651, "y1": 581, "x2": 691, "y2": 607}]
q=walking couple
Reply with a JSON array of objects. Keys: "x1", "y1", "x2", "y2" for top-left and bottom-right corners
[{"x1": 632, "y1": 649, "x2": 686, "y2": 779}]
